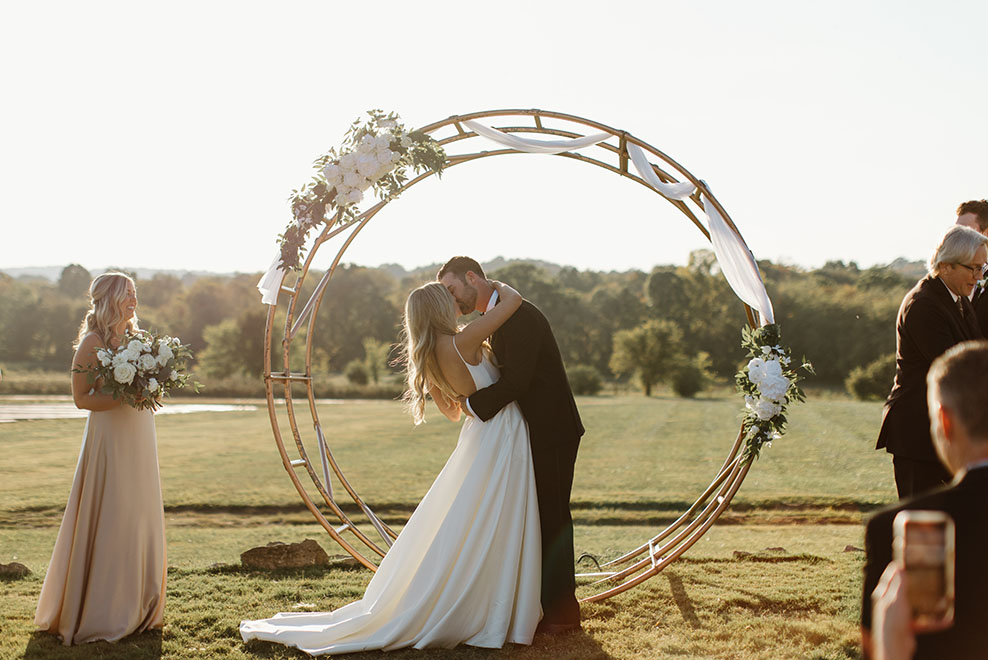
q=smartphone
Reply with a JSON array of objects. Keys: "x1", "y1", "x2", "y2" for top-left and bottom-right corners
[{"x1": 892, "y1": 510, "x2": 955, "y2": 631}]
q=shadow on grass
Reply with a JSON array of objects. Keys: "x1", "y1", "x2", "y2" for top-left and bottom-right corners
[
  {"x1": 243, "y1": 628, "x2": 615, "y2": 659},
  {"x1": 665, "y1": 571, "x2": 701, "y2": 629},
  {"x1": 1, "y1": 497, "x2": 890, "y2": 531},
  {"x1": 22, "y1": 629, "x2": 161, "y2": 659}
]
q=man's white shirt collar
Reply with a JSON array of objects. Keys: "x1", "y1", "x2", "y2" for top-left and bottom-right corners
[{"x1": 939, "y1": 277, "x2": 960, "y2": 303}]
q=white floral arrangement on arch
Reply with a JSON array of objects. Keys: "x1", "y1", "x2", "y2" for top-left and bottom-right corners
[
  {"x1": 735, "y1": 323, "x2": 813, "y2": 461},
  {"x1": 278, "y1": 110, "x2": 446, "y2": 272}
]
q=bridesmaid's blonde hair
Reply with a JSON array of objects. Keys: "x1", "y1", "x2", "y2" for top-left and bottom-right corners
[
  {"x1": 74, "y1": 272, "x2": 139, "y2": 349},
  {"x1": 400, "y1": 282, "x2": 461, "y2": 425}
]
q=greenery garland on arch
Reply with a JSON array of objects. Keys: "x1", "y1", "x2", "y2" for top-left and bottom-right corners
[{"x1": 278, "y1": 110, "x2": 447, "y2": 272}]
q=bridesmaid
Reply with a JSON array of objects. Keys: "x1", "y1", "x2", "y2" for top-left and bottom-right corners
[{"x1": 35, "y1": 272, "x2": 166, "y2": 645}]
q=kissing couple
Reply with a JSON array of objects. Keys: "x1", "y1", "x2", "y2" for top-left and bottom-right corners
[{"x1": 241, "y1": 256, "x2": 585, "y2": 655}]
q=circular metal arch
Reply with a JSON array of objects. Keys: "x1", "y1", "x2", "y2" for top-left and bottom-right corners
[{"x1": 262, "y1": 109, "x2": 761, "y2": 602}]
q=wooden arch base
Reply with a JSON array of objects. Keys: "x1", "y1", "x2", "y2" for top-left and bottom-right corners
[{"x1": 262, "y1": 109, "x2": 760, "y2": 603}]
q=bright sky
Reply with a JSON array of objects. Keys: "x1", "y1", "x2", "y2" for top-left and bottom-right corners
[{"x1": 2, "y1": 1, "x2": 986, "y2": 276}]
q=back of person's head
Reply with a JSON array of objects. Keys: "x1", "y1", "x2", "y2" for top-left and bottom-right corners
[
  {"x1": 957, "y1": 199, "x2": 988, "y2": 232},
  {"x1": 929, "y1": 225, "x2": 988, "y2": 275},
  {"x1": 928, "y1": 340, "x2": 988, "y2": 443},
  {"x1": 437, "y1": 256, "x2": 485, "y2": 282}
]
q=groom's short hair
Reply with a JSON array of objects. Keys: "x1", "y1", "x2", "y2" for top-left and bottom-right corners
[{"x1": 438, "y1": 256, "x2": 486, "y2": 282}]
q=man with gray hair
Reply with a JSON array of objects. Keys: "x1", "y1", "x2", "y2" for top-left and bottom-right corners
[{"x1": 877, "y1": 225, "x2": 987, "y2": 498}]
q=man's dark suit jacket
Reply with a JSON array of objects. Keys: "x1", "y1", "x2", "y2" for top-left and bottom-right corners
[
  {"x1": 468, "y1": 299, "x2": 584, "y2": 446},
  {"x1": 972, "y1": 284, "x2": 988, "y2": 335},
  {"x1": 468, "y1": 298, "x2": 584, "y2": 625},
  {"x1": 877, "y1": 276, "x2": 981, "y2": 461},
  {"x1": 861, "y1": 466, "x2": 988, "y2": 658}
]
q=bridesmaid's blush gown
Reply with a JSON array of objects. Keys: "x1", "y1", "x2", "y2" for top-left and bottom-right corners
[{"x1": 35, "y1": 403, "x2": 166, "y2": 645}]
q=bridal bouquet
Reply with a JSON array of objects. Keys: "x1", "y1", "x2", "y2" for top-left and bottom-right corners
[
  {"x1": 735, "y1": 323, "x2": 813, "y2": 460},
  {"x1": 77, "y1": 330, "x2": 199, "y2": 411}
]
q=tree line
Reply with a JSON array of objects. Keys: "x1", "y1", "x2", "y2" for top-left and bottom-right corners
[{"x1": 0, "y1": 254, "x2": 917, "y2": 398}]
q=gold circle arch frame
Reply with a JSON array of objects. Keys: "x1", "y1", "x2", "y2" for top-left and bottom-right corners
[{"x1": 263, "y1": 108, "x2": 764, "y2": 603}]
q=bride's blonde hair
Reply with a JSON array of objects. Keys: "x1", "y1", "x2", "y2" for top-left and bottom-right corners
[
  {"x1": 399, "y1": 282, "x2": 462, "y2": 425},
  {"x1": 74, "y1": 272, "x2": 139, "y2": 349}
]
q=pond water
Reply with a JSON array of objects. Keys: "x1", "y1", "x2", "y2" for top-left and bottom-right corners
[{"x1": 0, "y1": 400, "x2": 258, "y2": 422}]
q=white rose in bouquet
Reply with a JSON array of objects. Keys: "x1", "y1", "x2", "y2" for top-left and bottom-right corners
[
  {"x1": 127, "y1": 339, "x2": 146, "y2": 354},
  {"x1": 156, "y1": 343, "x2": 174, "y2": 367},
  {"x1": 344, "y1": 188, "x2": 363, "y2": 205},
  {"x1": 113, "y1": 362, "x2": 137, "y2": 385},
  {"x1": 339, "y1": 152, "x2": 358, "y2": 170},
  {"x1": 147, "y1": 378, "x2": 159, "y2": 393},
  {"x1": 97, "y1": 349, "x2": 112, "y2": 366},
  {"x1": 138, "y1": 354, "x2": 158, "y2": 372},
  {"x1": 169, "y1": 369, "x2": 179, "y2": 381},
  {"x1": 400, "y1": 135, "x2": 412, "y2": 148},
  {"x1": 112, "y1": 351, "x2": 132, "y2": 367}
]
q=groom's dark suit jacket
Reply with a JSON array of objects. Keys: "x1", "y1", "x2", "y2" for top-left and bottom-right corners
[
  {"x1": 877, "y1": 276, "x2": 981, "y2": 462},
  {"x1": 469, "y1": 299, "x2": 584, "y2": 445},
  {"x1": 468, "y1": 298, "x2": 584, "y2": 625},
  {"x1": 861, "y1": 465, "x2": 988, "y2": 659}
]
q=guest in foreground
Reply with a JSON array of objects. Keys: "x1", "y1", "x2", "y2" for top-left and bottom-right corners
[
  {"x1": 876, "y1": 225, "x2": 986, "y2": 498},
  {"x1": 35, "y1": 273, "x2": 166, "y2": 645},
  {"x1": 863, "y1": 340, "x2": 988, "y2": 658}
]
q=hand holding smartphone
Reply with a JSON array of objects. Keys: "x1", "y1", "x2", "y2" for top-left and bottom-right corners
[{"x1": 891, "y1": 510, "x2": 955, "y2": 632}]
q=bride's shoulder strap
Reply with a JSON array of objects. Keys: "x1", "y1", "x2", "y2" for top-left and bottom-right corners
[{"x1": 450, "y1": 335, "x2": 468, "y2": 366}]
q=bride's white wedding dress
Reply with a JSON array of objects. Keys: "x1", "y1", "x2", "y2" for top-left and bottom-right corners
[{"x1": 240, "y1": 347, "x2": 542, "y2": 655}]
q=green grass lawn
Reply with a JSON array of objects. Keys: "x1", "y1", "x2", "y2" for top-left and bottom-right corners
[{"x1": 0, "y1": 393, "x2": 893, "y2": 659}]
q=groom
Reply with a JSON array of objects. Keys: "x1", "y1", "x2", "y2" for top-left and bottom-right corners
[{"x1": 439, "y1": 256, "x2": 584, "y2": 633}]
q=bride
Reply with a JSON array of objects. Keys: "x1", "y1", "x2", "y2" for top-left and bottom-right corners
[{"x1": 241, "y1": 280, "x2": 542, "y2": 655}]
